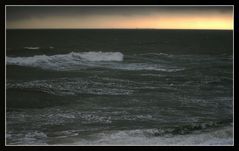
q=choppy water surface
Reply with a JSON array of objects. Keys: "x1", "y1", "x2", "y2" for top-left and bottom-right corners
[{"x1": 6, "y1": 29, "x2": 233, "y2": 145}]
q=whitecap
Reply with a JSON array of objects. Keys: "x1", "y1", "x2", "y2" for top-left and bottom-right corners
[
  {"x1": 67, "y1": 126, "x2": 233, "y2": 145},
  {"x1": 6, "y1": 51, "x2": 184, "y2": 72},
  {"x1": 6, "y1": 51, "x2": 124, "y2": 70},
  {"x1": 24, "y1": 47, "x2": 40, "y2": 50}
]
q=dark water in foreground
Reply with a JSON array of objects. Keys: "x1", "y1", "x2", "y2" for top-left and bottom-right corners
[{"x1": 6, "y1": 29, "x2": 233, "y2": 145}]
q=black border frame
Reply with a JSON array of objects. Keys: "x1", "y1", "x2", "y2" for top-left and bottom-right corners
[{"x1": 2, "y1": 0, "x2": 238, "y2": 150}]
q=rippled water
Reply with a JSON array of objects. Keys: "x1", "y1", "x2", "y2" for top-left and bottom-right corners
[{"x1": 6, "y1": 29, "x2": 233, "y2": 145}]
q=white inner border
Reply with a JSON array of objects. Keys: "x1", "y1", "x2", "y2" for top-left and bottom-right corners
[{"x1": 5, "y1": 5, "x2": 234, "y2": 146}]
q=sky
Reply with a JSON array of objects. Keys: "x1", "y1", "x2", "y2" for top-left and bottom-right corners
[{"x1": 6, "y1": 6, "x2": 233, "y2": 30}]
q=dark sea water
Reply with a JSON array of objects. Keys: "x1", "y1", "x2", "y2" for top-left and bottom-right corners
[{"x1": 6, "y1": 29, "x2": 233, "y2": 145}]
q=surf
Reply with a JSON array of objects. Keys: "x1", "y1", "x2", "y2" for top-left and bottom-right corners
[{"x1": 6, "y1": 51, "x2": 124, "y2": 69}]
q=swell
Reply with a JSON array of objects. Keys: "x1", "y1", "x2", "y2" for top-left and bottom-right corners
[
  {"x1": 7, "y1": 51, "x2": 123, "y2": 63},
  {"x1": 6, "y1": 88, "x2": 74, "y2": 109},
  {"x1": 6, "y1": 51, "x2": 184, "y2": 72},
  {"x1": 72, "y1": 125, "x2": 232, "y2": 145},
  {"x1": 6, "y1": 78, "x2": 135, "y2": 97},
  {"x1": 150, "y1": 120, "x2": 232, "y2": 136}
]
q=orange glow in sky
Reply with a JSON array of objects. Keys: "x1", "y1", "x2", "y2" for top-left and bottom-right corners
[{"x1": 7, "y1": 6, "x2": 233, "y2": 30}]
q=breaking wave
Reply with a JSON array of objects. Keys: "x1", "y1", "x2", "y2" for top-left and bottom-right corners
[
  {"x1": 24, "y1": 47, "x2": 40, "y2": 50},
  {"x1": 7, "y1": 51, "x2": 123, "y2": 70},
  {"x1": 7, "y1": 126, "x2": 232, "y2": 145},
  {"x1": 67, "y1": 126, "x2": 233, "y2": 145},
  {"x1": 6, "y1": 51, "x2": 184, "y2": 72},
  {"x1": 7, "y1": 51, "x2": 123, "y2": 63}
]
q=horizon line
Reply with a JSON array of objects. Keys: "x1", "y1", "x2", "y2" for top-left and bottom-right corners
[{"x1": 6, "y1": 28, "x2": 233, "y2": 30}]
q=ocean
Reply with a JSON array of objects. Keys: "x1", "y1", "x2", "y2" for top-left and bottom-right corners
[{"x1": 6, "y1": 29, "x2": 233, "y2": 145}]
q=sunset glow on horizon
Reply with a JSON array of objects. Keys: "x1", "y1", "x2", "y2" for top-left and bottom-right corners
[{"x1": 6, "y1": 6, "x2": 233, "y2": 30}]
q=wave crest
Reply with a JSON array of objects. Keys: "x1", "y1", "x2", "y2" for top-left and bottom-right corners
[
  {"x1": 70, "y1": 126, "x2": 232, "y2": 145},
  {"x1": 7, "y1": 51, "x2": 185, "y2": 72},
  {"x1": 7, "y1": 51, "x2": 123, "y2": 62},
  {"x1": 7, "y1": 51, "x2": 124, "y2": 70},
  {"x1": 24, "y1": 47, "x2": 40, "y2": 50},
  {"x1": 73, "y1": 51, "x2": 123, "y2": 61}
]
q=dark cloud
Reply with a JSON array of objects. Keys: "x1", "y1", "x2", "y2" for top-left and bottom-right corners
[{"x1": 7, "y1": 6, "x2": 233, "y2": 21}]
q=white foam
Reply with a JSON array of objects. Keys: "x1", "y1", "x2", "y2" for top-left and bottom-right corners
[
  {"x1": 139, "y1": 52, "x2": 171, "y2": 56},
  {"x1": 115, "y1": 63, "x2": 184, "y2": 72},
  {"x1": 24, "y1": 47, "x2": 40, "y2": 50},
  {"x1": 68, "y1": 126, "x2": 233, "y2": 145},
  {"x1": 7, "y1": 131, "x2": 47, "y2": 145},
  {"x1": 7, "y1": 51, "x2": 124, "y2": 70},
  {"x1": 7, "y1": 78, "x2": 134, "y2": 96},
  {"x1": 76, "y1": 51, "x2": 123, "y2": 61},
  {"x1": 6, "y1": 51, "x2": 184, "y2": 72}
]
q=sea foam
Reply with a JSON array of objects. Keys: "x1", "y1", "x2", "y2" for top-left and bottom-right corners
[
  {"x1": 68, "y1": 126, "x2": 233, "y2": 145},
  {"x1": 6, "y1": 51, "x2": 184, "y2": 72},
  {"x1": 7, "y1": 51, "x2": 124, "y2": 69},
  {"x1": 24, "y1": 47, "x2": 40, "y2": 50}
]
